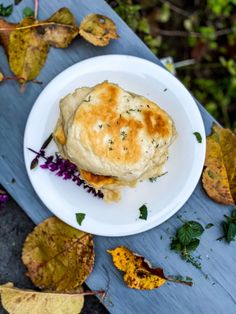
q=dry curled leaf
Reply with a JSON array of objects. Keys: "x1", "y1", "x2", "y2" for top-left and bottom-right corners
[
  {"x1": 202, "y1": 124, "x2": 236, "y2": 204},
  {"x1": 9, "y1": 17, "x2": 49, "y2": 83},
  {"x1": 22, "y1": 216, "x2": 94, "y2": 292},
  {"x1": 79, "y1": 13, "x2": 118, "y2": 46},
  {"x1": 40, "y1": 7, "x2": 79, "y2": 48},
  {"x1": 108, "y1": 246, "x2": 166, "y2": 290},
  {"x1": 0, "y1": 282, "x2": 84, "y2": 314}
]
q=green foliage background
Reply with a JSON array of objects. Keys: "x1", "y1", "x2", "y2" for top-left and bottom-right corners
[{"x1": 108, "y1": 0, "x2": 236, "y2": 130}]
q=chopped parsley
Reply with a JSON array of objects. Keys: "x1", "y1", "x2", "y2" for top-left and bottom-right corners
[
  {"x1": 76, "y1": 213, "x2": 86, "y2": 226},
  {"x1": 120, "y1": 130, "x2": 127, "y2": 140},
  {"x1": 193, "y1": 132, "x2": 202, "y2": 143},
  {"x1": 205, "y1": 223, "x2": 214, "y2": 229},
  {"x1": 139, "y1": 204, "x2": 148, "y2": 220}
]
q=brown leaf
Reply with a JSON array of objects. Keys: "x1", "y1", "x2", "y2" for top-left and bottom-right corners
[
  {"x1": 22, "y1": 217, "x2": 94, "y2": 292},
  {"x1": 79, "y1": 13, "x2": 118, "y2": 46},
  {"x1": 40, "y1": 7, "x2": 79, "y2": 48},
  {"x1": 0, "y1": 18, "x2": 17, "y2": 54},
  {"x1": 202, "y1": 124, "x2": 236, "y2": 204},
  {"x1": 108, "y1": 246, "x2": 166, "y2": 290},
  {"x1": 0, "y1": 282, "x2": 84, "y2": 314}
]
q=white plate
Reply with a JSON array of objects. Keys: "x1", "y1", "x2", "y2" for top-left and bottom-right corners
[{"x1": 24, "y1": 55, "x2": 206, "y2": 236}]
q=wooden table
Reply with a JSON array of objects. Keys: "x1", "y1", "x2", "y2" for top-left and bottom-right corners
[{"x1": 0, "y1": 1, "x2": 235, "y2": 313}]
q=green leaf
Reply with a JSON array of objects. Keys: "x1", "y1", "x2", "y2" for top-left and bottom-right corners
[
  {"x1": 205, "y1": 223, "x2": 214, "y2": 229},
  {"x1": 170, "y1": 238, "x2": 182, "y2": 251},
  {"x1": 186, "y1": 238, "x2": 200, "y2": 251},
  {"x1": 177, "y1": 224, "x2": 194, "y2": 245},
  {"x1": 193, "y1": 132, "x2": 202, "y2": 143},
  {"x1": 226, "y1": 223, "x2": 236, "y2": 243},
  {"x1": 76, "y1": 213, "x2": 86, "y2": 226},
  {"x1": 188, "y1": 221, "x2": 204, "y2": 237},
  {"x1": 139, "y1": 204, "x2": 148, "y2": 220},
  {"x1": 177, "y1": 221, "x2": 204, "y2": 245},
  {"x1": 0, "y1": 4, "x2": 13, "y2": 17},
  {"x1": 23, "y1": 7, "x2": 34, "y2": 18}
]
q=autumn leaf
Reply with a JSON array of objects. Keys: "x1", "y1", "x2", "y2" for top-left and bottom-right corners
[
  {"x1": 40, "y1": 7, "x2": 79, "y2": 48},
  {"x1": 79, "y1": 13, "x2": 118, "y2": 46},
  {"x1": 22, "y1": 217, "x2": 94, "y2": 292},
  {"x1": 108, "y1": 246, "x2": 169, "y2": 290},
  {"x1": 0, "y1": 18, "x2": 17, "y2": 53},
  {"x1": 202, "y1": 124, "x2": 236, "y2": 204},
  {"x1": 0, "y1": 282, "x2": 84, "y2": 314},
  {"x1": 9, "y1": 17, "x2": 49, "y2": 83},
  {"x1": 0, "y1": 9, "x2": 117, "y2": 86}
]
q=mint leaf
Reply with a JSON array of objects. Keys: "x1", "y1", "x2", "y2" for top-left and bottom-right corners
[
  {"x1": 139, "y1": 204, "x2": 148, "y2": 220},
  {"x1": 76, "y1": 213, "x2": 86, "y2": 226},
  {"x1": 227, "y1": 223, "x2": 236, "y2": 243},
  {"x1": 186, "y1": 238, "x2": 200, "y2": 251},
  {"x1": 177, "y1": 224, "x2": 194, "y2": 245},
  {"x1": 23, "y1": 7, "x2": 34, "y2": 18},
  {"x1": 0, "y1": 4, "x2": 13, "y2": 17},
  {"x1": 188, "y1": 221, "x2": 204, "y2": 237},
  {"x1": 193, "y1": 132, "x2": 202, "y2": 143},
  {"x1": 170, "y1": 238, "x2": 182, "y2": 251}
]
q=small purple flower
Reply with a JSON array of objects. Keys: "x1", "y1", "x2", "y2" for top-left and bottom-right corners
[
  {"x1": 0, "y1": 193, "x2": 9, "y2": 204},
  {"x1": 29, "y1": 148, "x2": 104, "y2": 199}
]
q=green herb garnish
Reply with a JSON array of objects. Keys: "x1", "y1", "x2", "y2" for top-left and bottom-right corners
[
  {"x1": 76, "y1": 213, "x2": 86, "y2": 226},
  {"x1": 23, "y1": 7, "x2": 34, "y2": 18},
  {"x1": 139, "y1": 204, "x2": 148, "y2": 220},
  {"x1": 149, "y1": 177, "x2": 158, "y2": 182},
  {"x1": 218, "y1": 208, "x2": 236, "y2": 243},
  {"x1": 193, "y1": 132, "x2": 202, "y2": 143},
  {"x1": 30, "y1": 133, "x2": 53, "y2": 170},
  {"x1": 170, "y1": 220, "x2": 204, "y2": 269},
  {"x1": 205, "y1": 223, "x2": 214, "y2": 229},
  {"x1": 0, "y1": 4, "x2": 13, "y2": 17}
]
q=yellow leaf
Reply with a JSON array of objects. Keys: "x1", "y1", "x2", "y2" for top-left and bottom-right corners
[
  {"x1": 124, "y1": 267, "x2": 166, "y2": 290},
  {"x1": 79, "y1": 13, "x2": 118, "y2": 46},
  {"x1": 9, "y1": 17, "x2": 49, "y2": 82},
  {"x1": 0, "y1": 71, "x2": 4, "y2": 82},
  {"x1": 108, "y1": 246, "x2": 166, "y2": 290},
  {"x1": 22, "y1": 217, "x2": 94, "y2": 292},
  {"x1": 107, "y1": 246, "x2": 143, "y2": 271},
  {"x1": 0, "y1": 282, "x2": 84, "y2": 314},
  {"x1": 202, "y1": 124, "x2": 236, "y2": 204}
]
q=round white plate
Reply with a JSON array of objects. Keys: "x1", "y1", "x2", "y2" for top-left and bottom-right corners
[{"x1": 24, "y1": 55, "x2": 206, "y2": 236}]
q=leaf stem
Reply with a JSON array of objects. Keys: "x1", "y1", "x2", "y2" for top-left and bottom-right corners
[
  {"x1": 34, "y1": 0, "x2": 39, "y2": 20},
  {"x1": 166, "y1": 276, "x2": 193, "y2": 286},
  {"x1": 0, "y1": 22, "x2": 77, "y2": 32}
]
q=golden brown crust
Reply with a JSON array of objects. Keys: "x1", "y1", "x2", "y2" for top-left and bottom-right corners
[
  {"x1": 53, "y1": 123, "x2": 66, "y2": 145},
  {"x1": 79, "y1": 169, "x2": 117, "y2": 188}
]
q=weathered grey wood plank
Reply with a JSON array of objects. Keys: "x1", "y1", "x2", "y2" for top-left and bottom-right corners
[{"x1": 0, "y1": 1, "x2": 235, "y2": 313}]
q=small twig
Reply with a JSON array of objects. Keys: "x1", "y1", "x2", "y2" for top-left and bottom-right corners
[
  {"x1": 0, "y1": 22, "x2": 76, "y2": 32},
  {"x1": 34, "y1": 0, "x2": 39, "y2": 20},
  {"x1": 157, "y1": 28, "x2": 232, "y2": 38},
  {"x1": 159, "y1": 0, "x2": 190, "y2": 17},
  {"x1": 166, "y1": 276, "x2": 193, "y2": 286}
]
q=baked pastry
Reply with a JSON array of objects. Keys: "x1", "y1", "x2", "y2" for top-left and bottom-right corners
[{"x1": 54, "y1": 81, "x2": 176, "y2": 201}]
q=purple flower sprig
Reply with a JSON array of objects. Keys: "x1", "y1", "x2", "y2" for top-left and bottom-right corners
[
  {"x1": 28, "y1": 148, "x2": 104, "y2": 199},
  {"x1": 0, "y1": 190, "x2": 9, "y2": 204}
]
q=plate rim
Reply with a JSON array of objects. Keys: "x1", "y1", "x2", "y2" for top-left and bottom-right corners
[{"x1": 24, "y1": 54, "x2": 206, "y2": 236}]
